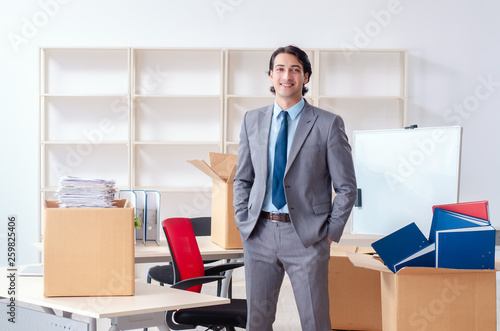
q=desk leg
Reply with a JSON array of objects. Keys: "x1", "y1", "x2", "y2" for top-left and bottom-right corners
[
  {"x1": 41, "y1": 307, "x2": 72, "y2": 319},
  {"x1": 221, "y1": 258, "x2": 241, "y2": 298},
  {"x1": 110, "y1": 312, "x2": 170, "y2": 331},
  {"x1": 221, "y1": 268, "x2": 233, "y2": 298},
  {"x1": 89, "y1": 317, "x2": 97, "y2": 331},
  {"x1": 41, "y1": 306, "x2": 56, "y2": 315}
]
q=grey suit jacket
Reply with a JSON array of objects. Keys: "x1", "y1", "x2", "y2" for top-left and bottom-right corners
[{"x1": 233, "y1": 100, "x2": 357, "y2": 247}]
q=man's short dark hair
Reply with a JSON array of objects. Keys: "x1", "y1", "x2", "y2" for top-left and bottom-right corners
[{"x1": 268, "y1": 45, "x2": 312, "y2": 96}]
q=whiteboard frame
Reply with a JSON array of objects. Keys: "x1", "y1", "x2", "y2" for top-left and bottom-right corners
[{"x1": 351, "y1": 126, "x2": 462, "y2": 236}]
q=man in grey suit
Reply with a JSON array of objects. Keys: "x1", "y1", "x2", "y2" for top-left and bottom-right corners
[{"x1": 233, "y1": 45, "x2": 357, "y2": 330}]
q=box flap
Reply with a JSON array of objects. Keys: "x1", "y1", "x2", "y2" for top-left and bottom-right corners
[
  {"x1": 113, "y1": 199, "x2": 132, "y2": 208},
  {"x1": 209, "y1": 153, "x2": 238, "y2": 182},
  {"x1": 330, "y1": 246, "x2": 376, "y2": 257},
  {"x1": 187, "y1": 159, "x2": 225, "y2": 183},
  {"x1": 330, "y1": 246, "x2": 357, "y2": 257},
  {"x1": 227, "y1": 165, "x2": 237, "y2": 183},
  {"x1": 347, "y1": 251, "x2": 392, "y2": 273},
  {"x1": 348, "y1": 251, "x2": 500, "y2": 275},
  {"x1": 45, "y1": 200, "x2": 60, "y2": 208},
  {"x1": 45, "y1": 199, "x2": 133, "y2": 209},
  {"x1": 356, "y1": 246, "x2": 376, "y2": 254}
]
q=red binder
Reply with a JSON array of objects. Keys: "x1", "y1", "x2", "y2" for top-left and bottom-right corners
[{"x1": 432, "y1": 201, "x2": 489, "y2": 220}]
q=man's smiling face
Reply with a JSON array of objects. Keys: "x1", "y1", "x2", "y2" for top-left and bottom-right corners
[{"x1": 269, "y1": 53, "x2": 309, "y2": 108}]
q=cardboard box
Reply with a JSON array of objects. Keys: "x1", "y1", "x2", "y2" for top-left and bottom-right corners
[
  {"x1": 329, "y1": 246, "x2": 382, "y2": 331},
  {"x1": 188, "y1": 153, "x2": 242, "y2": 249},
  {"x1": 43, "y1": 199, "x2": 135, "y2": 297},
  {"x1": 348, "y1": 252, "x2": 498, "y2": 331}
]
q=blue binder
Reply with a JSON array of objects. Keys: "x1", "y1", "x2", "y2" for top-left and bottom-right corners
[
  {"x1": 393, "y1": 243, "x2": 436, "y2": 272},
  {"x1": 436, "y1": 226, "x2": 495, "y2": 269},
  {"x1": 145, "y1": 190, "x2": 161, "y2": 245},
  {"x1": 428, "y1": 208, "x2": 490, "y2": 243},
  {"x1": 371, "y1": 222, "x2": 433, "y2": 273}
]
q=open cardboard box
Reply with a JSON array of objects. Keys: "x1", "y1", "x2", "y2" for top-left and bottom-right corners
[
  {"x1": 187, "y1": 153, "x2": 242, "y2": 249},
  {"x1": 347, "y1": 251, "x2": 498, "y2": 331},
  {"x1": 329, "y1": 246, "x2": 382, "y2": 331},
  {"x1": 43, "y1": 199, "x2": 135, "y2": 297}
]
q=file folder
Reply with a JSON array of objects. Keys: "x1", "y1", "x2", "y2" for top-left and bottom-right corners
[
  {"x1": 436, "y1": 225, "x2": 495, "y2": 269},
  {"x1": 428, "y1": 208, "x2": 490, "y2": 243},
  {"x1": 145, "y1": 190, "x2": 161, "y2": 245},
  {"x1": 432, "y1": 200, "x2": 489, "y2": 220},
  {"x1": 371, "y1": 222, "x2": 432, "y2": 273},
  {"x1": 134, "y1": 190, "x2": 147, "y2": 244},
  {"x1": 118, "y1": 190, "x2": 161, "y2": 245},
  {"x1": 393, "y1": 243, "x2": 435, "y2": 272},
  {"x1": 118, "y1": 190, "x2": 138, "y2": 244}
]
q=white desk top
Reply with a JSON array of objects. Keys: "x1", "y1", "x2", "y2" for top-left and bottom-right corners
[
  {"x1": 135, "y1": 236, "x2": 244, "y2": 263},
  {"x1": 32, "y1": 236, "x2": 244, "y2": 264},
  {"x1": 0, "y1": 271, "x2": 229, "y2": 319}
]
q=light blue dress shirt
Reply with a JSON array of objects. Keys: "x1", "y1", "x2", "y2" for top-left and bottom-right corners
[{"x1": 262, "y1": 98, "x2": 305, "y2": 213}]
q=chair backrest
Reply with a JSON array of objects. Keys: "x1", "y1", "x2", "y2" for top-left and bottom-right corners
[
  {"x1": 162, "y1": 218, "x2": 205, "y2": 293},
  {"x1": 190, "y1": 217, "x2": 211, "y2": 236}
]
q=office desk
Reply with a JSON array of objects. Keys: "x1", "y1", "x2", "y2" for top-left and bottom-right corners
[{"x1": 0, "y1": 271, "x2": 229, "y2": 331}]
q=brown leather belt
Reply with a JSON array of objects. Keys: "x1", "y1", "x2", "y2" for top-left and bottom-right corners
[{"x1": 260, "y1": 211, "x2": 291, "y2": 222}]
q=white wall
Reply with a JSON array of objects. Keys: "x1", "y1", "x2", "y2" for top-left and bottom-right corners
[{"x1": 1, "y1": 0, "x2": 499, "y2": 266}]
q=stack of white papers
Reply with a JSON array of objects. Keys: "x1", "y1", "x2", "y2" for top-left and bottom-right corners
[{"x1": 56, "y1": 176, "x2": 116, "y2": 208}]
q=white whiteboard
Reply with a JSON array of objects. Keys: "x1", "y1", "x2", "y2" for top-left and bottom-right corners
[{"x1": 351, "y1": 126, "x2": 462, "y2": 236}]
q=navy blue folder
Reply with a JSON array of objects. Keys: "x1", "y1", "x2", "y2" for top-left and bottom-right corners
[
  {"x1": 436, "y1": 226, "x2": 495, "y2": 269},
  {"x1": 393, "y1": 244, "x2": 436, "y2": 272},
  {"x1": 428, "y1": 208, "x2": 490, "y2": 244},
  {"x1": 371, "y1": 222, "x2": 433, "y2": 273}
]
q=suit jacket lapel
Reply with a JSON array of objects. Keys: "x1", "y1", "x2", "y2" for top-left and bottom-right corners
[
  {"x1": 286, "y1": 102, "x2": 318, "y2": 174},
  {"x1": 258, "y1": 105, "x2": 273, "y2": 177}
]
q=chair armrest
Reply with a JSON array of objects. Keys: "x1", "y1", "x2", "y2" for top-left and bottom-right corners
[
  {"x1": 204, "y1": 262, "x2": 244, "y2": 275},
  {"x1": 170, "y1": 275, "x2": 225, "y2": 291}
]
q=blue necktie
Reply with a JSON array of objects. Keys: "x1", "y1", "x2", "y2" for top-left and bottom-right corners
[{"x1": 272, "y1": 111, "x2": 288, "y2": 210}]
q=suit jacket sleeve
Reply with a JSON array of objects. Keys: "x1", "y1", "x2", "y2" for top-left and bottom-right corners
[
  {"x1": 326, "y1": 115, "x2": 357, "y2": 242},
  {"x1": 233, "y1": 112, "x2": 255, "y2": 238}
]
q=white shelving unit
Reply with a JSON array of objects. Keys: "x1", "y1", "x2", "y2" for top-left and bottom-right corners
[
  {"x1": 39, "y1": 48, "x2": 132, "y2": 242},
  {"x1": 131, "y1": 48, "x2": 224, "y2": 195},
  {"x1": 39, "y1": 47, "x2": 407, "y2": 241},
  {"x1": 315, "y1": 49, "x2": 407, "y2": 140}
]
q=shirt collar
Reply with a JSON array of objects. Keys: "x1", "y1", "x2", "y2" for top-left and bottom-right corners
[{"x1": 273, "y1": 98, "x2": 305, "y2": 120}]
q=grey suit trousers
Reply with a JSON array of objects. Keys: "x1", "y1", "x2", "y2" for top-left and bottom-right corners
[{"x1": 242, "y1": 217, "x2": 331, "y2": 331}]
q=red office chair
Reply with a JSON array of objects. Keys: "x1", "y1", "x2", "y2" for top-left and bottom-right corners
[
  {"x1": 162, "y1": 218, "x2": 247, "y2": 330},
  {"x1": 147, "y1": 217, "x2": 238, "y2": 297}
]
